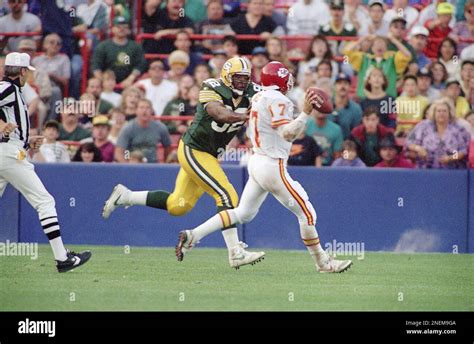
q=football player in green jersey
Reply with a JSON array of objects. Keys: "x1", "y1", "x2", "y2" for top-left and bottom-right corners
[{"x1": 102, "y1": 56, "x2": 265, "y2": 269}]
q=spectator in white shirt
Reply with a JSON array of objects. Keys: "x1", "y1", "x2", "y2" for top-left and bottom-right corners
[
  {"x1": 0, "y1": 0, "x2": 42, "y2": 52},
  {"x1": 287, "y1": 0, "x2": 330, "y2": 35},
  {"x1": 100, "y1": 70, "x2": 122, "y2": 108},
  {"x1": 344, "y1": 0, "x2": 370, "y2": 36},
  {"x1": 33, "y1": 120, "x2": 71, "y2": 163},
  {"x1": 383, "y1": 0, "x2": 419, "y2": 29},
  {"x1": 135, "y1": 59, "x2": 179, "y2": 116}
]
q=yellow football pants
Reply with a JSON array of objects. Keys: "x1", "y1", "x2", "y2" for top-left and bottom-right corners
[{"x1": 166, "y1": 140, "x2": 239, "y2": 216}]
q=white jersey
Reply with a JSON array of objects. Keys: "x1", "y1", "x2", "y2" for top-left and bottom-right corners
[{"x1": 248, "y1": 89, "x2": 295, "y2": 159}]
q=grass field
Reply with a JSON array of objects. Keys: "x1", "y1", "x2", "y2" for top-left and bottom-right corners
[{"x1": 0, "y1": 245, "x2": 473, "y2": 311}]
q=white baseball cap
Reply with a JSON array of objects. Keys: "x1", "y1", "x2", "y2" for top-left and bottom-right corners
[
  {"x1": 5, "y1": 52, "x2": 36, "y2": 71},
  {"x1": 410, "y1": 26, "x2": 429, "y2": 38}
]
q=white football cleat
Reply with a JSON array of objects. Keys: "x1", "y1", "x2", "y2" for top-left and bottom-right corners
[
  {"x1": 229, "y1": 242, "x2": 265, "y2": 269},
  {"x1": 316, "y1": 251, "x2": 352, "y2": 273},
  {"x1": 175, "y1": 230, "x2": 197, "y2": 261},
  {"x1": 102, "y1": 184, "x2": 131, "y2": 219}
]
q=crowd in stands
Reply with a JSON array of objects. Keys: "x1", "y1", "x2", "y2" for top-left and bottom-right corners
[{"x1": 0, "y1": 0, "x2": 473, "y2": 168}]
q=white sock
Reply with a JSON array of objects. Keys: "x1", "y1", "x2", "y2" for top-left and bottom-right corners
[
  {"x1": 221, "y1": 227, "x2": 239, "y2": 250},
  {"x1": 50, "y1": 237, "x2": 68, "y2": 261},
  {"x1": 192, "y1": 209, "x2": 239, "y2": 242},
  {"x1": 129, "y1": 191, "x2": 148, "y2": 205},
  {"x1": 192, "y1": 213, "x2": 224, "y2": 242},
  {"x1": 300, "y1": 224, "x2": 325, "y2": 265}
]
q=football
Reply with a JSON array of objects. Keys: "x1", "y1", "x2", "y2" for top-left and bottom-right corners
[{"x1": 307, "y1": 87, "x2": 333, "y2": 114}]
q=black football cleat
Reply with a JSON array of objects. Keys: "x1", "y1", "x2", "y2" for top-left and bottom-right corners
[{"x1": 56, "y1": 250, "x2": 92, "y2": 273}]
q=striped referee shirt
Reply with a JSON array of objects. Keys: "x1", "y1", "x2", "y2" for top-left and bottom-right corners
[{"x1": 0, "y1": 77, "x2": 30, "y2": 149}]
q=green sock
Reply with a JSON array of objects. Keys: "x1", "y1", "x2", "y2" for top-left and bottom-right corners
[{"x1": 146, "y1": 190, "x2": 170, "y2": 210}]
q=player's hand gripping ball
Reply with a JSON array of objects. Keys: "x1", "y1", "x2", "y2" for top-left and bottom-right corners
[{"x1": 307, "y1": 87, "x2": 333, "y2": 114}]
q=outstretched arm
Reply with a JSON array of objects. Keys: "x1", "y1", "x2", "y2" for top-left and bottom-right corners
[{"x1": 206, "y1": 102, "x2": 248, "y2": 124}]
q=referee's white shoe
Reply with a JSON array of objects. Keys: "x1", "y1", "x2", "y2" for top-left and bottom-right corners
[{"x1": 102, "y1": 184, "x2": 131, "y2": 219}]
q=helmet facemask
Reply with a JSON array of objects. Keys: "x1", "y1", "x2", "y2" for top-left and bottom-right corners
[{"x1": 230, "y1": 73, "x2": 250, "y2": 96}]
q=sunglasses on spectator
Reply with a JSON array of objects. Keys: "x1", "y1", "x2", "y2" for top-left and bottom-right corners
[
  {"x1": 150, "y1": 65, "x2": 164, "y2": 70},
  {"x1": 8, "y1": 0, "x2": 24, "y2": 3}
]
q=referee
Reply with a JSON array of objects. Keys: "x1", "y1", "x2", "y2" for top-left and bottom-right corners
[{"x1": 0, "y1": 52, "x2": 91, "y2": 273}]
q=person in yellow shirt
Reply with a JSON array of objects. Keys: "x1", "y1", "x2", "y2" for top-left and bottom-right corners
[
  {"x1": 396, "y1": 75, "x2": 429, "y2": 137},
  {"x1": 445, "y1": 78, "x2": 471, "y2": 119}
]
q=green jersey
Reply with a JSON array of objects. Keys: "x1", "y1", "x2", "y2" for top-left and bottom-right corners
[{"x1": 182, "y1": 78, "x2": 262, "y2": 157}]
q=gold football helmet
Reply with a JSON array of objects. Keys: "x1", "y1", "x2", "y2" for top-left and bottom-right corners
[{"x1": 220, "y1": 56, "x2": 252, "y2": 95}]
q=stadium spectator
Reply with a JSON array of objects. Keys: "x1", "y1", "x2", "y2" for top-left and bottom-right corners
[
  {"x1": 72, "y1": 142, "x2": 103, "y2": 162},
  {"x1": 135, "y1": 59, "x2": 179, "y2": 117},
  {"x1": 195, "y1": 0, "x2": 234, "y2": 53},
  {"x1": 32, "y1": 33, "x2": 71, "y2": 121},
  {"x1": 92, "y1": 16, "x2": 147, "y2": 87},
  {"x1": 120, "y1": 86, "x2": 143, "y2": 121},
  {"x1": 374, "y1": 134, "x2": 414, "y2": 168},
  {"x1": 250, "y1": 47, "x2": 270, "y2": 84},
  {"x1": 344, "y1": 0, "x2": 370, "y2": 36},
  {"x1": 75, "y1": 0, "x2": 109, "y2": 47},
  {"x1": 85, "y1": 77, "x2": 114, "y2": 116},
  {"x1": 129, "y1": 150, "x2": 147, "y2": 164},
  {"x1": 90, "y1": 115, "x2": 115, "y2": 163},
  {"x1": 460, "y1": 60, "x2": 473, "y2": 96},
  {"x1": 297, "y1": 35, "x2": 338, "y2": 85},
  {"x1": 108, "y1": 108, "x2": 126, "y2": 145},
  {"x1": 165, "y1": 50, "x2": 191, "y2": 83},
  {"x1": 305, "y1": 108, "x2": 344, "y2": 166},
  {"x1": 418, "y1": 0, "x2": 456, "y2": 29},
  {"x1": 331, "y1": 139, "x2": 366, "y2": 167},
  {"x1": 143, "y1": 0, "x2": 194, "y2": 54},
  {"x1": 444, "y1": 78, "x2": 471, "y2": 119},
  {"x1": 222, "y1": 35, "x2": 239, "y2": 58},
  {"x1": 209, "y1": 49, "x2": 227, "y2": 78},
  {"x1": 287, "y1": 0, "x2": 330, "y2": 35},
  {"x1": 0, "y1": 0, "x2": 41, "y2": 53},
  {"x1": 406, "y1": 98, "x2": 471, "y2": 169},
  {"x1": 365, "y1": 0, "x2": 389, "y2": 36},
  {"x1": 450, "y1": 0, "x2": 474, "y2": 54},
  {"x1": 263, "y1": 0, "x2": 286, "y2": 34},
  {"x1": 429, "y1": 61, "x2": 449, "y2": 90},
  {"x1": 58, "y1": 100, "x2": 92, "y2": 141},
  {"x1": 38, "y1": 0, "x2": 74, "y2": 58},
  {"x1": 387, "y1": 18, "x2": 417, "y2": 63},
  {"x1": 319, "y1": 0, "x2": 357, "y2": 56},
  {"x1": 383, "y1": 0, "x2": 419, "y2": 28},
  {"x1": 32, "y1": 120, "x2": 71, "y2": 163},
  {"x1": 18, "y1": 39, "x2": 52, "y2": 102},
  {"x1": 287, "y1": 69, "x2": 317, "y2": 112},
  {"x1": 438, "y1": 38, "x2": 460, "y2": 79},
  {"x1": 315, "y1": 60, "x2": 334, "y2": 81},
  {"x1": 230, "y1": 0, "x2": 276, "y2": 55},
  {"x1": 193, "y1": 63, "x2": 212, "y2": 87},
  {"x1": 344, "y1": 34, "x2": 411, "y2": 98},
  {"x1": 100, "y1": 70, "x2": 122, "y2": 108},
  {"x1": 461, "y1": 44, "x2": 474, "y2": 62},
  {"x1": 288, "y1": 132, "x2": 323, "y2": 167},
  {"x1": 424, "y1": 2, "x2": 455, "y2": 59},
  {"x1": 162, "y1": 75, "x2": 196, "y2": 134},
  {"x1": 265, "y1": 36, "x2": 295, "y2": 73},
  {"x1": 168, "y1": 30, "x2": 204, "y2": 74},
  {"x1": 395, "y1": 75, "x2": 430, "y2": 137},
  {"x1": 416, "y1": 68, "x2": 442, "y2": 103},
  {"x1": 351, "y1": 107, "x2": 394, "y2": 167},
  {"x1": 408, "y1": 26, "x2": 431, "y2": 70},
  {"x1": 359, "y1": 67, "x2": 396, "y2": 129},
  {"x1": 329, "y1": 73, "x2": 363, "y2": 140},
  {"x1": 115, "y1": 98, "x2": 172, "y2": 163},
  {"x1": 466, "y1": 110, "x2": 474, "y2": 136}
]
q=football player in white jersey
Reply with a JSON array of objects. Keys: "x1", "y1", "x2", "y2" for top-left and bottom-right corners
[{"x1": 176, "y1": 61, "x2": 352, "y2": 273}]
